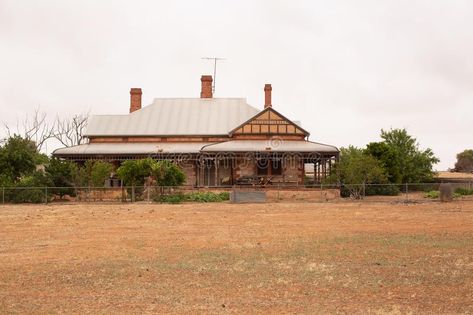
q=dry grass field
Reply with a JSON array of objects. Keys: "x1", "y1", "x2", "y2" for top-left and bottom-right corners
[{"x1": 1, "y1": 201, "x2": 473, "y2": 314}]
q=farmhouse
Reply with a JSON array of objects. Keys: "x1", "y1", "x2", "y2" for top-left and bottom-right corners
[{"x1": 53, "y1": 76, "x2": 339, "y2": 187}]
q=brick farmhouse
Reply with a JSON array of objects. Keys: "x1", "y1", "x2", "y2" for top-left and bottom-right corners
[{"x1": 53, "y1": 76, "x2": 339, "y2": 187}]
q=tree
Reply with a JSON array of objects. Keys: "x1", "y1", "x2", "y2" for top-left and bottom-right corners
[
  {"x1": 365, "y1": 141, "x2": 399, "y2": 183},
  {"x1": 54, "y1": 114, "x2": 89, "y2": 147},
  {"x1": 0, "y1": 135, "x2": 39, "y2": 181},
  {"x1": 152, "y1": 160, "x2": 185, "y2": 186},
  {"x1": 89, "y1": 161, "x2": 114, "y2": 187},
  {"x1": 454, "y1": 149, "x2": 473, "y2": 173},
  {"x1": 45, "y1": 158, "x2": 77, "y2": 197},
  {"x1": 3, "y1": 109, "x2": 55, "y2": 151},
  {"x1": 116, "y1": 158, "x2": 156, "y2": 186},
  {"x1": 366, "y1": 128, "x2": 439, "y2": 184},
  {"x1": 326, "y1": 146, "x2": 388, "y2": 199}
]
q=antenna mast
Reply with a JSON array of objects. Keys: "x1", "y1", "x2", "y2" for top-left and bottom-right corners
[{"x1": 201, "y1": 57, "x2": 225, "y2": 93}]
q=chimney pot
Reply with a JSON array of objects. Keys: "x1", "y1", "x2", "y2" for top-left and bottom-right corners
[
  {"x1": 130, "y1": 88, "x2": 142, "y2": 113},
  {"x1": 264, "y1": 84, "x2": 272, "y2": 108},
  {"x1": 200, "y1": 75, "x2": 213, "y2": 98}
]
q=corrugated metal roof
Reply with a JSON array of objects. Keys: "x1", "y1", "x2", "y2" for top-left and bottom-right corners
[
  {"x1": 53, "y1": 142, "x2": 213, "y2": 155},
  {"x1": 53, "y1": 140, "x2": 338, "y2": 156},
  {"x1": 84, "y1": 98, "x2": 260, "y2": 136},
  {"x1": 201, "y1": 140, "x2": 339, "y2": 152}
]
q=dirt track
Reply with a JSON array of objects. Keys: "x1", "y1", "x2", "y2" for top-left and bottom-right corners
[{"x1": 1, "y1": 201, "x2": 473, "y2": 314}]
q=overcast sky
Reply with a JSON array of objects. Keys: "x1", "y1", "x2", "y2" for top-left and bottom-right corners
[{"x1": 1, "y1": 0, "x2": 472, "y2": 170}]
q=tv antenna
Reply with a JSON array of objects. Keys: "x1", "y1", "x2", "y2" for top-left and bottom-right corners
[{"x1": 201, "y1": 57, "x2": 225, "y2": 93}]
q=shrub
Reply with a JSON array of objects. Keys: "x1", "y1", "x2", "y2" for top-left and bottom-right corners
[
  {"x1": 151, "y1": 160, "x2": 186, "y2": 186},
  {"x1": 154, "y1": 191, "x2": 230, "y2": 204},
  {"x1": 186, "y1": 191, "x2": 230, "y2": 202},
  {"x1": 454, "y1": 187, "x2": 473, "y2": 196},
  {"x1": 45, "y1": 158, "x2": 76, "y2": 197},
  {"x1": 89, "y1": 161, "x2": 114, "y2": 187},
  {"x1": 424, "y1": 190, "x2": 439, "y2": 199},
  {"x1": 10, "y1": 171, "x2": 53, "y2": 203},
  {"x1": 117, "y1": 158, "x2": 156, "y2": 186},
  {"x1": 156, "y1": 193, "x2": 186, "y2": 204},
  {"x1": 365, "y1": 184, "x2": 400, "y2": 196}
]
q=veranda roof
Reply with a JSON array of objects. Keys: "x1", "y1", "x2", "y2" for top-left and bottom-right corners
[
  {"x1": 201, "y1": 140, "x2": 339, "y2": 153},
  {"x1": 53, "y1": 142, "x2": 213, "y2": 156},
  {"x1": 53, "y1": 140, "x2": 338, "y2": 157}
]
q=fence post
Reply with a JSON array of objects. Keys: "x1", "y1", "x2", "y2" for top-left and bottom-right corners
[
  {"x1": 320, "y1": 182, "x2": 323, "y2": 202},
  {"x1": 405, "y1": 183, "x2": 408, "y2": 203},
  {"x1": 362, "y1": 182, "x2": 366, "y2": 199},
  {"x1": 45, "y1": 187, "x2": 48, "y2": 204},
  {"x1": 147, "y1": 186, "x2": 150, "y2": 203},
  {"x1": 2, "y1": 187, "x2": 4, "y2": 204},
  {"x1": 132, "y1": 185, "x2": 135, "y2": 203}
]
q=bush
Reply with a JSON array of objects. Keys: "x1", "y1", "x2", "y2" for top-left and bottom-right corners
[
  {"x1": 152, "y1": 160, "x2": 186, "y2": 186},
  {"x1": 186, "y1": 191, "x2": 230, "y2": 202},
  {"x1": 10, "y1": 171, "x2": 53, "y2": 203},
  {"x1": 424, "y1": 190, "x2": 439, "y2": 199},
  {"x1": 365, "y1": 184, "x2": 400, "y2": 196},
  {"x1": 89, "y1": 161, "x2": 114, "y2": 187},
  {"x1": 454, "y1": 187, "x2": 473, "y2": 196},
  {"x1": 156, "y1": 193, "x2": 186, "y2": 204},
  {"x1": 46, "y1": 158, "x2": 76, "y2": 197},
  {"x1": 117, "y1": 158, "x2": 156, "y2": 186},
  {"x1": 154, "y1": 191, "x2": 230, "y2": 204}
]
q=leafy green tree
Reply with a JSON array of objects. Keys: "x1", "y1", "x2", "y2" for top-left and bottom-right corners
[
  {"x1": 365, "y1": 142, "x2": 399, "y2": 183},
  {"x1": 45, "y1": 158, "x2": 77, "y2": 197},
  {"x1": 116, "y1": 158, "x2": 156, "y2": 186},
  {"x1": 326, "y1": 146, "x2": 388, "y2": 199},
  {"x1": 151, "y1": 160, "x2": 185, "y2": 186},
  {"x1": 454, "y1": 149, "x2": 473, "y2": 172},
  {"x1": 89, "y1": 161, "x2": 114, "y2": 187},
  {"x1": 11, "y1": 171, "x2": 53, "y2": 203},
  {"x1": 0, "y1": 135, "x2": 38, "y2": 181},
  {"x1": 365, "y1": 129, "x2": 439, "y2": 184}
]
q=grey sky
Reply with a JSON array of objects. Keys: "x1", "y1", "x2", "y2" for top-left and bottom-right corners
[{"x1": 0, "y1": 0, "x2": 472, "y2": 170}]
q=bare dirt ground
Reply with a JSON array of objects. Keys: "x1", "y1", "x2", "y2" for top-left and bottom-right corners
[{"x1": 1, "y1": 201, "x2": 473, "y2": 314}]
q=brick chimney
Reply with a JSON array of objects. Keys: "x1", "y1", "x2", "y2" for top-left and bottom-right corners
[
  {"x1": 130, "y1": 88, "x2": 142, "y2": 113},
  {"x1": 264, "y1": 84, "x2": 272, "y2": 108},
  {"x1": 200, "y1": 75, "x2": 213, "y2": 98}
]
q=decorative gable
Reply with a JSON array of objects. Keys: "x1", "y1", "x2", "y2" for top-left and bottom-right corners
[{"x1": 229, "y1": 107, "x2": 309, "y2": 137}]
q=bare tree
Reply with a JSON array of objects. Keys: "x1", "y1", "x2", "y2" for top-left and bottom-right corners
[
  {"x1": 54, "y1": 113, "x2": 89, "y2": 147},
  {"x1": 3, "y1": 108, "x2": 55, "y2": 151}
]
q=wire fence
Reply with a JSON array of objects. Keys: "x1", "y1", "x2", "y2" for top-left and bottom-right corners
[{"x1": 1, "y1": 181, "x2": 473, "y2": 204}]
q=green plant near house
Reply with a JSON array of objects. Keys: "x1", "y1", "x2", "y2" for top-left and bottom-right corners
[
  {"x1": 154, "y1": 191, "x2": 230, "y2": 204},
  {"x1": 454, "y1": 187, "x2": 473, "y2": 196},
  {"x1": 424, "y1": 190, "x2": 439, "y2": 199},
  {"x1": 186, "y1": 191, "x2": 230, "y2": 202},
  {"x1": 10, "y1": 171, "x2": 53, "y2": 203},
  {"x1": 89, "y1": 161, "x2": 114, "y2": 187}
]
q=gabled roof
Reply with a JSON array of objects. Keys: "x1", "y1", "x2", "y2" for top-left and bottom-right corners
[
  {"x1": 229, "y1": 107, "x2": 310, "y2": 136},
  {"x1": 84, "y1": 98, "x2": 260, "y2": 137}
]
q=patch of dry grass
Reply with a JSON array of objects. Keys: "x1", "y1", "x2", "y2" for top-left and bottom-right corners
[{"x1": 1, "y1": 202, "x2": 473, "y2": 314}]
